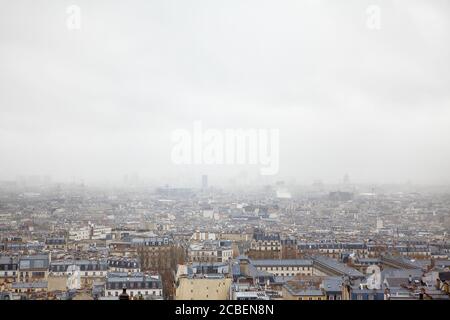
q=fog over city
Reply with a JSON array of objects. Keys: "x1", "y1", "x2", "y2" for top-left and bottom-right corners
[
  {"x1": 2, "y1": 1, "x2": 450, "y2": 306},
  {"x1": 1, "y1": 0, "x2": 450, "y2": 186}
]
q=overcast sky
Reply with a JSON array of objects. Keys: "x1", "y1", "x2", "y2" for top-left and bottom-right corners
[{"x1": 0, "y1": 0, "x2": 449, "y2": 186}]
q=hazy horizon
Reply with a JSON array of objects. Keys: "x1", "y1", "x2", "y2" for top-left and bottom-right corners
[{"x1": 1, "y1": 0, "x2": 450, "y2": 185}]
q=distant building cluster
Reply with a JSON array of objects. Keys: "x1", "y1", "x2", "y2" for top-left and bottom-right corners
[{"x1": 0, "y1": 180, "x2": 449, "y2": 300}]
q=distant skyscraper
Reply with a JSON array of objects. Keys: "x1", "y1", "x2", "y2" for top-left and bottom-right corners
[
  {"x1": 202, "y1": 175, "x2": 208, "y2": 189},
  {"x1": 376, "y1": 217, "x2": 384, "y2": 230}
]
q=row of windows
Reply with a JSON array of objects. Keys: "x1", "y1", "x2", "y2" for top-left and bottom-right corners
[
  {"x1": 0, "y1": 265, "x2": 17, "y2": 271},
  {"x1": 276, "y1": 273, "x2": 311, "y2": 276},
  {"x1": 190, "y1": 251, "x2": 218, "y2": 256},
  {"x1": 51, "y1": 265, "x2": 107, "y2": 272},
  {"x1": 19, "y1": 271, "x2": 46, "y2": 277},
  {"x1": 51, "y1": 271, "x2": 107, "y2": 277},
  {"x1": 107, "y1": 282, "x2": 160, "y2": 289},
  {"x1": 252, "y1": 247, "x2": 281, "y2": 251},
  {"x1": 355, "y1": 294, "x2": 376, "y2": 300},
  {"x1": 110, "y1": 267, "x2": 140, "y2": 272},
  {"x1": 107, "y1": 290, "x2": 161, "y2": 297},
  {"x1": 191, "y1": 257, "x2": 223, "y2": 261},
  {"x1": 258, "y1": 266, "x2": 311, "y2": 271},
  {"x1": 254, "y1": 241, "x2": 280, "y2": 245},
  {"x1": 190, "y1": 250, "x2": 232, "y2": 256},
  {"x1": 84, "y1": 271, "x2": 104, "y2": 276},
  {"x1": 14, "y1": 288, "x2": 45, "y2": 293}
]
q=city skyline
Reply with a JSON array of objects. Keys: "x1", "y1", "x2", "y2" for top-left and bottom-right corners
[{"x1": 0, "y1": 0, "x2": 449, "y2": 306}]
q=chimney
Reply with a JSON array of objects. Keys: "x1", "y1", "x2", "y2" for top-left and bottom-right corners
[
  {"x1": 341, "y1": 276, "x2": 352, "y2": 300},
  {"x1": 239, "y1": 258, "x2": 249, "y2": 277}
]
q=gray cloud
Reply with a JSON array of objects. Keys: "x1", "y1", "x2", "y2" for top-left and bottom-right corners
[{"x1": 0, "y1": 0, "x2": 449, "y2": 185}]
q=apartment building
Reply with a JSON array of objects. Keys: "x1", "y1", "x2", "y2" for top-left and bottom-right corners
[
  {"x1": 18, "y1": 254, "x2": 49, "y2": 283},
  {"x1": 0, "y1": 256, "x2": 18, "y2": 284},
  {"x1": 91, "y1": 225, "x2": 112, "y2": 240},
  {"x1": 252, "y1": 259, "x2": 314, "y2": 277},
  {"x1": 105, "y1": 272, "x2": 163, "y2": 299},
  {"x1": 49, "y1": 259, "x2": 108, "y2": 287},
  {"x1": 68, "y1": 227, "x2": 90, "y2": 241},
  {"x1": 248, "y1": 231, "x2": 282, "y2": 259},
  {"x1": 45, "y1": 237, "x2": 67, "y2": 250},
  {"x1": 188, "y1": 240, "x2": 233, "y2": 263},
  {"x1": 176, "y1": 274, "x2": 232, "y2": 300},
  {"x1": 107, "y1": 257, "x2": 140, "y2": 273}
]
